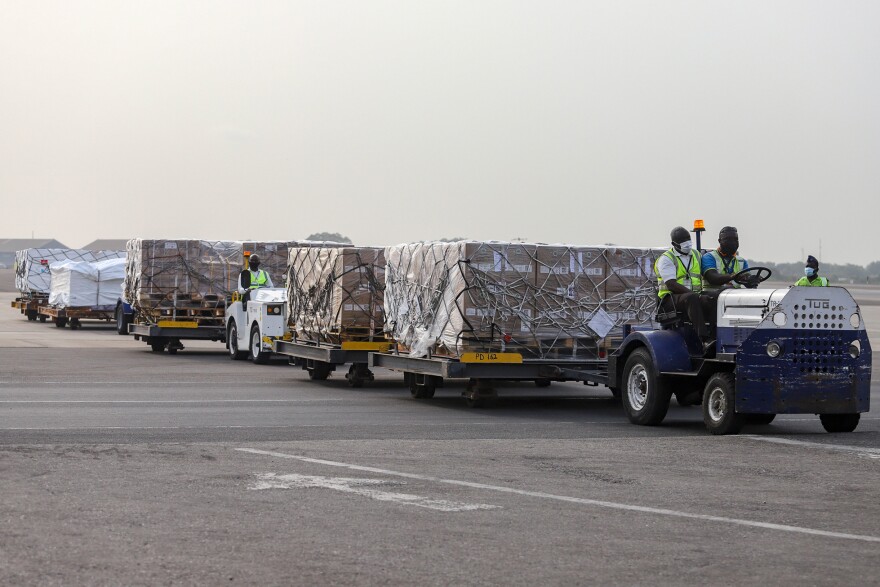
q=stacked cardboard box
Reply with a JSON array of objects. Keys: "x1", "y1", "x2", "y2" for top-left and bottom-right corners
[
  {"x1": 124, "y1": 239, "x2": 299, "y2": 323},
  {"x1": 384, "y1": 241, "x2": 665, "y2": 359},
  {"x1": 287, "y1": 246, "x2": 385, "y2": 342},
  {"x1": 15, "y1": 248, "x2": 125, "y2": 296}
]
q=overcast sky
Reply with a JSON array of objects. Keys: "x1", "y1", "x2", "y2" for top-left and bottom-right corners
[{"x1": 1, "y1": 1, "x2": 878, "y2": 264}]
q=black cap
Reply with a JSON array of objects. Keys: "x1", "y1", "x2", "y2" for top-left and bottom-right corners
[
  {"x1": 719, "y1": 226, "x2": 738, "y2": 238},
  {"x1": 670, "y1": 226, "x2": 690, "y2": 244},
  {"x1": 806, "y1": 255, "x2": 819, "y2": 267}
]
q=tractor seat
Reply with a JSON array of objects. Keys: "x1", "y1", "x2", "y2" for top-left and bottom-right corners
[{"x1": 655, "y1": 295, "x2": 682, "y2": 329}]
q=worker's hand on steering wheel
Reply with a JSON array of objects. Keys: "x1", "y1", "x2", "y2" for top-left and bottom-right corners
[{"x1": 732, "y1": 266, "x2": 772, "y2": 289}]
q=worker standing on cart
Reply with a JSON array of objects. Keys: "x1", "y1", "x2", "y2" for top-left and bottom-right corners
[
  {"x1": 655, "y1": 226, "x2": 714, "y2": 353},
  {"x1": 794, "y1": 255, "x2": 828, "y2": 286},
  {"x1": 239, "y1": 254, "x2": 274, "y2": 308},
  {"x1": 702, "y1": 226, "x2": 753, "y2": 289}
]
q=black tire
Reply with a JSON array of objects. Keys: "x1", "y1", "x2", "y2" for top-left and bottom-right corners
[
  {"x1": 308, "y1": 362, "x2": 332, "y2": 380},
  {"x1": 55, "y1": 317, "x2": 67, "y2": 328},
  {"x1": 250, "y1": 324, "x2": 270, "y2": 364},
  {"x1": 116, "y1": 304, "x2": 128, "y2": 335},
  {"x1": 702, "y1": 372, "x2": 744, "y2": 435},
  {"x1": 743, "y1": 413, "x2": 776, "y2": 426},
  {"x1": 39, "y1": 315, "x2": 47, "y2": 323},
  {"x1": 819, "y1": 413, "x2": 860, "y2": 433},
  {"x1": 69, "y1": 318, "x2": 81, "y2": 330},
  {"x1": 227, "y1": 321, "x2": 247, "y2": 360},
  {"x1": 409, "y1": 374, "x2": 437, "y2": 399},
  {"x1": 621, "y1": 348, "x2": 671, "y2": 426},
  {"x1": 534, "y1": 378, "x2": 552, "y2": 388},
  {"x1": 150, "y1": 339, "x2": 166, "y2": 353},
  {"x1": 26, "y1": 310, "x2": 37, "y2": 321}
]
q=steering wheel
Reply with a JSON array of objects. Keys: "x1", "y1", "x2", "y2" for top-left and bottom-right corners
[{"x1": 732, "y1": 266, "x2": 772, "y2": 289}]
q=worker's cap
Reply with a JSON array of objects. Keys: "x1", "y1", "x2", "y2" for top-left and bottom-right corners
[
  {"x1": 670, "y1": 226, "x2": 690, "y2": 244},
  {"x1": 719, "y1": 226, "x2": 738, "y2": 238},
  {"x1": 249, "y1": 254, "x2": 261, "y2": 264},
  {"x1": 806, "y1": 255, "x2": 819, "y2": 267}
]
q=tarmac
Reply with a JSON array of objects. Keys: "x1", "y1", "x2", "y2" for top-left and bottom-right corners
[{"x1": 1, "y1": 280, "x2": 879, "y2": 586}]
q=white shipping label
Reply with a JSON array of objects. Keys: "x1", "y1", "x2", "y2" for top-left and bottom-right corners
[
  {"x1": 588, "y1": 308, "x2": 616, "y2": 339},
  {"x1": 465, "y1": 308, "x2": 493, "y2": 317},
  {"x1": 492, "y1": 252, "x2": 504, "y2": 272},
  {"x1": 583, "y1": 268, "x2": 603, "y2": 276},
  {"x1": 265, "y1": 244, "x2": 277, "y2": 251},
  {"x1": 613, "y1": 267, "x2": 642, "y2": 277},
  {"x1": 164, "y1": 242, "x2": 178, "y2": 250},
  {"x1": 507, "y1": 263, "x2": 532, "y2": 273},
  {"x1": 474, "y1": 262, "x2": 497, "y2": 272},
  {"x1": 541, "y1": 266, "x2": 569, "y2": 275}
]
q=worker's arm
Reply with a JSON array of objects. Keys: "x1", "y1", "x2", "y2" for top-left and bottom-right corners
[
  {"x1": 703, "y1": 269, "x2": 736, "y2": 286},
  {"x1": 664, "y1": 279, "x2": 693, "y2": 295},
  {"x1": 238, "y1": 270, "x2": 251, "y2": 294},
  {"x1": 265, "y1": 274, "x2": 274, "y2": 288}
]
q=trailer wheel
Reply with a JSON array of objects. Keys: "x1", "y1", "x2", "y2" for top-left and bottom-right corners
[
  {"x1": 227, "y1": 321, "x2": 247, "y2": 360},
  {"x1": 702, "y1": 373, "x2": 744, "y2": 435},
  {"x1": 26, "y1": 309, "x2": 37, "y2": 321},
  {"x1": 55, "y1": 317, "x2": 68, "y2": 328},
  {"x1": 250, "y1": 324, "x2": 270, "y2": 365},
  {"x1": 39, "y1": 315, "x2": 47, "y2": 323},
  {"x1": 346, "y1": 364, "x2": 374, "y2": 388},
  {"x1": 69, "y1": 318, "x2": 81, "y2": 330},
  {"x1": 743, "y1": 413, "x2": 776, "y2": 426},
  {"x1": 308, "y1": 362, "x2": 332, "y2": 380},
  {"x1": 408, "y1": 373, "x2": 438, "y2": 399},
  {"x1": 621, "y1": 348, "x2": 671, "y2": 425},
  {"x1": 150, "y1": 339, "x2": 166, "y2": 352},
  {"x1": 819, "y1": 413, "x2": 860, "y2": 433},
  {"x1": 534, "y1": 378, "x2": 552, "y2": 388},
  {"x1": 115, "y1": 304, "x2": 129, "y2": 335}
]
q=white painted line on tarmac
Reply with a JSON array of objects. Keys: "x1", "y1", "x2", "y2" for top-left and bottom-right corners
[
  {"x1": 250, "y1": 472, "x2": 500, "y2": 512},
  {"x1": 237, "y1": 448, "x2": 880, "y2": 544},
  {"x1": 741, "y1": 435, "x2": 880, "y2": 456},
  {"x1": 0, "y1": 399, "x2": 347, "y2": 404},
  {"x1": 1, "y1": 422, "x2": 503, "y2": 430}
]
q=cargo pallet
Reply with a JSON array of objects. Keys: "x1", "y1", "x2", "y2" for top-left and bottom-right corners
[
  {"x1": 273, "y1": 339, "x2": 393, "y2": 387},
  {"x1": 38, "y1": 306, "x2": 115, "y2": 329},
  {"x1": 11, "y1": 295, "x2": 49, "y2": 322},
  {"x1": 129, "y1": 320, "x2": 226, "y2": 354},
  {"x1": 368, "y1": 350, "x2": 612, "y2": 407}
]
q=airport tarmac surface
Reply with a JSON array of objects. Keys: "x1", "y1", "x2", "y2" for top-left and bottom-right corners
[{"x1": 1, "y1": 290, "x2": 879, "y2": 585}]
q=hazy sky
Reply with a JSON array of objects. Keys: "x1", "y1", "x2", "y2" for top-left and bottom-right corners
[{"x1": 1, "y1": 1, "x2": 878, "y2": 264}]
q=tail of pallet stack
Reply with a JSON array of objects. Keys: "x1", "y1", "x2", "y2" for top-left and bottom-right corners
[
  {"x1": 286, "y1": 246, "x2": 385, "y2": 343},
  {"x1": 382, "y1": 241, "x2": 664, "y2": 360}
]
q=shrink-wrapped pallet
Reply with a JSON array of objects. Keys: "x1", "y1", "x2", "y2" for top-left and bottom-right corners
[
  {"x1": 383, "y1": 241, "x2": 539, "y2": 358},
  {"x1": 48, "y1": 258, "x2": 126, "y2": 309},
  {"x1": 384, "y1": 241, "x2": 665, "y2": 359},
  {"x1": 124, "y1": 239, "x2": 299, "y2": 323},
  {"x1": 15, "y1": 248, "x2": 125, "y2": 295},
  {"x1": 287, "y1": 246, "x2": 385, "y2": 342}
]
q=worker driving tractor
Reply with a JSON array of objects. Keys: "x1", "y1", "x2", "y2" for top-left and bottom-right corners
[
  {"x1": 238, "y1": 253, "x2": 274, "y2": 308},
  {"x1": 702, "y1": 226, "x2": 754, "y2": 290}
]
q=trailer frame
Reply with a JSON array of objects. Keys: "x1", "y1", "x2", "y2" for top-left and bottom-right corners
[
  {"x1": 129, "y1": 321, "x2": 226, "y2": 354},
  {"x1": 38, "y1": 305, "x2": 115, "y2": 329},
  {"x1": 273, "y1": 339, "x2": 393, "y2": 387}
]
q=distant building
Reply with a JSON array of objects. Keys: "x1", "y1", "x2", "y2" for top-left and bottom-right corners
[
  {"x1": 0, "y1": 238, "x2": 68, "y2": 268},
  {"x1": 81, "y1": 239, "x2": 129, "y2": 252}
]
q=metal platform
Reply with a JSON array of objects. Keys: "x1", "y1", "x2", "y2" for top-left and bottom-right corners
[{"x1": 129, "y1": 323, "x2": 226, "y2": 341}]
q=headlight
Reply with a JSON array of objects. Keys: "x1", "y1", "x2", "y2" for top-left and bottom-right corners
[
  {"x1": 849, "y1": 341, "x2": 861, "y2": 359},
  {"x1": 766, "y1": 340, "x2": 782, "y2": 358},
  {"x1": 772, "y1": 311, "x2": 787, "y2": 327},
  {"x1": 850, "y1": 313, "x2": 861, "y2": 329}
]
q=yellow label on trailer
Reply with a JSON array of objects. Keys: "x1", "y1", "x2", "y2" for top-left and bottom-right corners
[
  {"x1": 157, "y1": 321, "x2": 199, "y2": 329},
  {"x1": 340, "y1": 341, "x2": 393, "y2": 351},
  {"x1": 459, "y1": 352, "x2": 523, "y2": 364}
]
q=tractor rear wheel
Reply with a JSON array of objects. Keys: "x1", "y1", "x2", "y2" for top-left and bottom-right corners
[{"x1": 819, "y1": 413, "x2": 860, "y2": 433}]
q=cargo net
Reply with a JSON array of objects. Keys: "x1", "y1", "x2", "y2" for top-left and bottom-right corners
[
  {"x1": 124, "y1": 239, "x2": 296, "y2": 325},
  {"x1": 287, "y1": 247, "x2": 385, "y2": 343},
  {"x1": 383, "y1": 242, "x2": 663, "y2": 359},
  {"x1": 15, "y1": 248, "x2": 125, "y2": 297}
]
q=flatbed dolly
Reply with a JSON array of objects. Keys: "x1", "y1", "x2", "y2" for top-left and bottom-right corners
[
  {"x1": 38, "y1": 305, "x2": 114, "y2": 329},
  {"x1": 368, "y1": 350, "x2": 612, "y2": 407},
  {"x1": 274, "y1": 339, "x2": 393, "y2": 387},
  {"x1": 11, "y1": 296, "x2": 49, "y2": 322},
  {"x1": 129, "y1": 321, "x2": 226, "y2": 354}
]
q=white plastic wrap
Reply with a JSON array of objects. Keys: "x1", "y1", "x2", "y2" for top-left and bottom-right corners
[
  {"x1": 383, "y1": 241, "x2": 664, "y2": 359},
  {"x1": 15, "y1": 248, "x2": 125, "y2": 295},
  {"x1": 48, "y1": 258, "x2": 127, "y2": 309}
]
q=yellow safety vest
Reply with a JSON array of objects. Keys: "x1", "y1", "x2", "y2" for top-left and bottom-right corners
[
  {"x1": 656, "y1": 249, "x2": 702, "y2": 299},
  {"x1": 249, "y1": 270, "x2": 268, "y2": 289},
  {"x1": 794, "y1": 276, "x2": 828, "y2": 287},
  {"x1": 703, "y1": 250, "x2": 747, "y2": 290}
]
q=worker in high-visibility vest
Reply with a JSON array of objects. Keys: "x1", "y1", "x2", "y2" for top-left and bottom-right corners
[
  {"x1": 655, "y1": 226, "x2": 714, "y2": 353},
  {"x1": 702, "y1": 226, "x2": 756, "y2": 290},
  {"x1": 794, "y1": 255, "x2": 828, "y2": 287},
  {"x1": 238, "y1": 254, "x2": 275, "y2": 308}
]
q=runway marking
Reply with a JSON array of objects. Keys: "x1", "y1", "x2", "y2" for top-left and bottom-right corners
[
  {"x1": 741, "y1": 435, "x2": 880, "y2": 456},
  {"x1": 237, "y1": 448, "x2": 880, "y2": 544},
  {"x1": 0, "y1": 399, "x2": 347, "y2": 404},
  {"x1": 250, "y1": 473, "x2": 500, "y2": 512},
  {"x1": 0, "y1": 422, "x2": 503, "y2": 430}
]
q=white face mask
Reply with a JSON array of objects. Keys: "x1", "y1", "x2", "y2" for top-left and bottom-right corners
[{"x1": 676, "y1": 240, "x2": 693, "y2": 255}]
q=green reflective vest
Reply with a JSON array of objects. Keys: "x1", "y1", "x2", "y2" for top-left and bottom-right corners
[
  {"x1": 655, "y1": 249, "x2": 702, "y2": 299},
  {"x1": 794, "y1": 275, "x2": 828, "y2": 287},
  {"x1": 249, "y1": 269, "x2": 268, "y2": 289},
  {"x1": 703, "y1": 250, "x2": 747, "y2": 290}
]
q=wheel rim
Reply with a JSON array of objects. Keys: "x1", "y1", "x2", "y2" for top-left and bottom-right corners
[
  {"x1": 251, "y1": 330, "x2": 260, "y2": 357},
  {"x1": 627, "y1": 365, "x2": 648, "y2": 411},
  {"x1": 707, "y1": 386, "x2": 726, "y2": 423}
]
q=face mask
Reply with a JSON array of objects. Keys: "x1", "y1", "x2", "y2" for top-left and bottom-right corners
[
  {"x1": 676, "y1": 240, "x2": 693, "y2": 255},
  {"x1": 720, "y1": 242, "x2": 738, "y2": 256},
  {"x1": 251, "y1": 264, "x2": 260, "y2": 272},
  {"x1": 805, "y1": 267, "x2": 816, "y2": 277}
]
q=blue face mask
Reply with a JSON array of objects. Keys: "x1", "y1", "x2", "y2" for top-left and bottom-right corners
[{"x1": 805, "y1": 267, "x2": 816, "y2": 277}]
